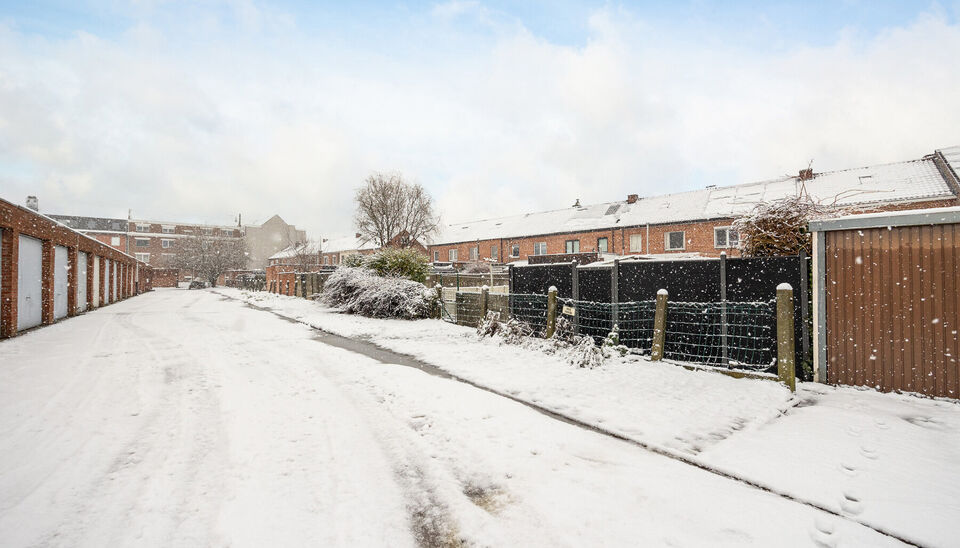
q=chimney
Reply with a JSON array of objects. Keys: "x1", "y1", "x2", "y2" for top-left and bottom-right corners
[
  {"x1": 798, "y1": 168, "x2": 813, "y2": 181},
  {"x1": 572, "y1": 199, "x2": 581, "y2": 208},
  {"x1": 26, "y1": 196, "x2": 38, "y2": 211},
  {"x1": 626, "y1": 194, "x2": 638, "y2": 204}
]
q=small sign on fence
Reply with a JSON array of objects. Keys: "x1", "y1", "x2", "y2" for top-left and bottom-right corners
[
  {"x1": 562, "y1": 305, "x2": 576, "y2": 316},
  {"x1": 485, "y1": 311, "x2": 501, "y2": 321}
]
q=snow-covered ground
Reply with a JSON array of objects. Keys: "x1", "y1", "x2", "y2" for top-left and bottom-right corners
[{"x1": 216, "y1": 288, "x2": 960, "y2": 548}]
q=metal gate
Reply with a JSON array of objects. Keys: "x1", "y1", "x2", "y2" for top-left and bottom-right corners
[
  {"x1": 17, "y1": 235, "x2": 43, "y2": 330},
  {"x1": 54, "y1": 245, "x2": 68, "y2": 320},
  {"x1": 77, "y1": 252, "x2": 88, "y2": 312},
  {"x1": 92, "y1": 256, "x2": 100, "y2": 307}
]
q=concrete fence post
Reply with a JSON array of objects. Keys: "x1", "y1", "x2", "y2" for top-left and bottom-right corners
[
  {"x1": 434, "y1": 284, "x2": 443, "y2": 319},
  {"x1": 571, "y1": 260, "x2": 580, "y2": 335},
  {"x1": 719, "y1": 251, "x2": 728, "y2": 366},
  {"x1": 651, "y1": 289, "x2": 668, "y2": 361},
  {"x1": 777, "y1": 283, "x2": 797, "y2": 392},
  {"x1": 480, "y1": 284, "x2": 489, "y2": 321},
  {"x1": 610, "y1": 259, "x2": 620, "y2": 330},
  {"x1": 545, "y1": 285, "x2": 558, "y2": 339}
]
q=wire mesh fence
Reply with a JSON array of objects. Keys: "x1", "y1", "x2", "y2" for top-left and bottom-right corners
[
  {"x1": 664, "y1": 300, "x2": 775, "y2": 368},
  {"x1": 440, "y1": 289, "x2": 777, "y2": 370}
]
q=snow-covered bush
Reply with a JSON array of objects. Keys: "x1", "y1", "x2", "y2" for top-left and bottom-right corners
[
  {"x1": 476, "y1": 313, "x2": 605, "y2": 368},
  {"x1": 601, "y1": 325, "x2": 629, "y2": 358},
  {"x1": 342, "y1": 254, "x2": 366, "y2": 268},
  {"x1": 363, "y1": 247, "x2": 429, "y2": 283},
  {"x1": 566, "y1": 336, "x2": 605, "y2": 369},
  {"x1": 322, "y1": 266, "x2": 434, "y2": 319}
]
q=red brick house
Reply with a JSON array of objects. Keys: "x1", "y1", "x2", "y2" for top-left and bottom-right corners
[{"x1": 427, "y1": 146, "x2": 960, "y2": 264}]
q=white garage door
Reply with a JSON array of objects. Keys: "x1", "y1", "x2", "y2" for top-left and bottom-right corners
[
  {"x1": 54, "y1": 245, "x2": 68, "y2": 320},
  {"x1": 77, "y1": 251, "x2": 88, "y2": 313},
  {"x1": 17, "y1": 235, "x2": 43, "y2": 330},
  {"x1": 111, "y1": 261, "x2": 117, "y2": 302},
  {"x1": 92, "y1": 256, "x2": 100, "y2": 308}
]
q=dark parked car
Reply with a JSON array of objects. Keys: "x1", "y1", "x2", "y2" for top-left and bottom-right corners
[{"x1": 188, "y1": 280, "x2": 207, "y2": 290}]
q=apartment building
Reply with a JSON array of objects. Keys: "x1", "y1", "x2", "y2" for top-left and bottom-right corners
[{"x1": 428, "y1": 146, "x2": 960, "y2": 264}]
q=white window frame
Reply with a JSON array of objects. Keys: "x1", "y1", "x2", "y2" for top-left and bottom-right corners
[
  {"x1": 470, "y1": 246, "x2": 479, "y2": 261},
  {"x1": 490, "y1": 245, "x2": 498, "y2": 261},
  {"x1": 110, "y1": 236, "x2": 121, "y2": 246},
  {"x1": 135, "y1": 224, "x2": 150, "y2": 232},
  {"x1": 533, "y1": 242, "x2": 547, "y2": 255},
  {"x1": 135, "y1": 252, "x2": 150, "y2": 262},
  {"x1": 597, "y1": 237, "x2": 608, "y2": 253},
  {"x1": 665, "y1": 231, "x2": 686, "y2": 251},
  {"x1": 714, "y1": 226, "x2": 739, "y2": 249},
  {"x1": 161, "y1": 239, "x2": 174, "y2": 248},
  {"x1": 134, "y1": 238, "x2": 150, "y2": 247},
  {"x1": 564, "y1": 240, "x2": 580, "y2": 253},
  {"x1": 511, "y1": 244, "x2": 520, "y2": 257},
  {"x1": 629, "y1": 234, "x2": 642, "y2": 253},
  {"x1": 161, "y1": 225, "x2": 176, "y2": 234},
  {"x1": 202, "y1": 228, "x2": 214, "y2": 235},
  {"x1": 433, "y1": 250, "x2": 440, "y2": 262},
  {"x1": 448, "y1": 249, "x2": 458, "y2": 261}
]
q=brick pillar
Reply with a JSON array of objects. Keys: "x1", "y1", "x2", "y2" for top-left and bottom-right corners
[
  {"x1": 67, "y1": 246, "x2": 78, "y2": 316},
  {"x1": 0, "y1": 229, "x2": 18, "y2": 337},
  {"x1": 86, "y1": 252, "x2": 95, "y2": 310},
  {"x1": 41, "y1": 240, "x2": 54, "y2": 324}
]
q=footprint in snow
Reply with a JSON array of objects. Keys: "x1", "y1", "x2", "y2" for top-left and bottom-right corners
[
  {"x1": 860, "y1": 445, "x2": 879, "y2": 460},
  {"x1": 845, "y1": 425, "x2": 862, "y2": 437},
  {"x1": 839, "y1": 462, "x2": 859, "y2": 476},
  {"x1": 840, "y1": 492, "x2": 864, "y2": 515},
  {"x1": 810, "y1": 517, "x2": 837, "y2": 548},
  {"x1": 873, "y1": 418, "x2": 890, "y2": 430}
]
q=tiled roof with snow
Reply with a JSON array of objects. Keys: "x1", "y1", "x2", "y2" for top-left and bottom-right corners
[
  {"x1": 268, "y1": 240, "x2": 323, "y2": 260},
  {"x1": 319, "y1": 234, "x2": 378, "y2": 254},
  {"x1": 938, "y1": 146, "x2": 960, "y2": 181},
  {"x1": 434, "y1": 152, "x2": 956, "y2": 245}
]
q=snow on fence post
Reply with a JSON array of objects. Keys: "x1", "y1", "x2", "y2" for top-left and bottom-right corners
[
  {"x1": 545, "y1": 286, "x2": 558, "y2": 339},
  {"x1": 720, "y1": 251, "x2": 728, "y2": 366},
  {"x1": 777, "y1": 283, "x2": 796, "y2": 392},
  {"x1": 651, "y1": 289, "x2": 669, "y2": 361},
  {"x1": 480, "y1": 284, "x2": 489, "y2": 320}
]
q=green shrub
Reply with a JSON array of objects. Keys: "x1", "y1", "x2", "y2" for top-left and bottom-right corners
[
  {"x1": 364, "y1": 247, "x2": 429, "y2": 283},
  {"x1": 342, "y1": 254, "x2": 366, "y2": 268}
]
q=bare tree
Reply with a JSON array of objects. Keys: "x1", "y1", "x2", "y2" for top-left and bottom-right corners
[
  {"x1": 354, "y1": 172, "x2": 439, "y2": 248},
  {"x1": 170, "y1": 232, "x2": 247, "y2": 287},
  {"x1": 288, "y1": 241, "x2": 321, "y2": 272}
]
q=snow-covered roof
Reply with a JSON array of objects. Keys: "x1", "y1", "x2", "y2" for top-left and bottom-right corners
[
  {"x1": 938, "y1": 146, "x2": 960, "y2": 181},
  {"x1": 434, "y1": 151, "x2": 957, "y2": 245},
  {"x1": 319, "y1": 234, "x2": 378, "y2": 254},
  {"x1": 268, "y1": 240, "x2": 323, "y2": 260},
  {"x1": 809, "y1": 205, "x2": 960, "y2": 232}
]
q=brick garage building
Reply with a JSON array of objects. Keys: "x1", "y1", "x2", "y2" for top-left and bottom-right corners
[
  {"x1": 428, "y1": 146, "x2": 960, "y2": 264},
  {"x1": 1, "y1": 196, "x2": 152, "y2": 338}
]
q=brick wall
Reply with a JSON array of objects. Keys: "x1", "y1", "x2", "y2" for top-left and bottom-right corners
[{"x1": 0, "y1": 198, "x2": 151, "y2": 338}]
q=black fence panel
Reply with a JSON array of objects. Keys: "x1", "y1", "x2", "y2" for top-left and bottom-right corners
[
  {"x1": 511, "y1": 264, "x2": 573, "y2": 298},
  {"x1": 577, "y1": 267, "x2": 612, "y2": 302},
  {"x1": 618, "y1": 260, "x2": 721, "y2": 302}
]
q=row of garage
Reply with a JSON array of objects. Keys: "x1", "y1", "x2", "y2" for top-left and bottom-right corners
[{"x1": 1, "y1": 197, "x2": 154, "y2": 338}]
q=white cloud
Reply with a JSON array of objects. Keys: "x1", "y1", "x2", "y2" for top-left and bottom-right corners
[{"x1": 0, "y1": 4, "x2": 958, "y2": 238}]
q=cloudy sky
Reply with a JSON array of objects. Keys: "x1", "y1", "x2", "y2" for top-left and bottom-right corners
[{"x1": 1, "y1": 1, "x2": 958, "y2": 238}]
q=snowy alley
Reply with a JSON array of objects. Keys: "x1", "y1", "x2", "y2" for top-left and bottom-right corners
[{"x1": 0, "y1": 288, "x2": 957, "y2": 547}]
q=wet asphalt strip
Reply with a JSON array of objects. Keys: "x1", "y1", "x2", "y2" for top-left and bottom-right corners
[{"x1": 219, "y1": 292, "x2": 923, "y2": 547}]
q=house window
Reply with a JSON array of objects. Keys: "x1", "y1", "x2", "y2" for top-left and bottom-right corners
[
  {"x1": 202, "y1": 228, "x2": 213, "y2": 235},
  {"x1": 161, "y1": 225, "x2": 176, "y2": 234},
  {"x1": 714, "y1": 226, "x2": 739, "y2": 249},
  {"x1": 135, "y1": 253, "x2": 150, "y2": 263},
  {"x1": 110, "y1": 236, "x2": 121, "y2": 246},
  {"x1": 490, "y1": 245, "x2": 499, "y2": 261},
  {"x1": 135, "y1": 238, "x2": 150, "y2": 247},
  {"x1": 665, "y1": 231, "x2": 685, "y2": 251},
  {"x1": 597, "y1": 237, "x2": 608, "y2": 253},
  {"x1": 324, "y1": 256, "x2": 329, "y2": 265},
  {"x1": 470, "y1": 246, "x2": 479, "y2": 261},
  {"x1": 433, "y1": 250, "x2": 440, "y2": 262},
  {"x1": 565, "y1": 240, "x2": 580, "y2": 253},
  {"x1": 629, "y1": 234, "x2": 642, "y2": 253},
  {"x1": 448, "y1": 249, "x2": 458, "y2": 261},
  {"x1": 161, "y1": 239, "x2": 174, "y2": 248},
  {"x1": 533, "y1": 242, "x2": 547, "y2": 255},
  {"x1": 135, "y1": 224, "x2": 150, "y2": 232},
  {"x1": 511, "y1": 244, "x2": 520, "y2": 257}
]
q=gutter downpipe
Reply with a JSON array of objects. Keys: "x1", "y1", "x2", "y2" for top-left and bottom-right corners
[{"x1": 646, "y1": 224, "x2": 650, "y2": 254}]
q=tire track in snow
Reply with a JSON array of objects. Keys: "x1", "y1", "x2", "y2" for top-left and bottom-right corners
[{"x1": 223, "y1": 292, "x2": 924, "y2": 548}]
